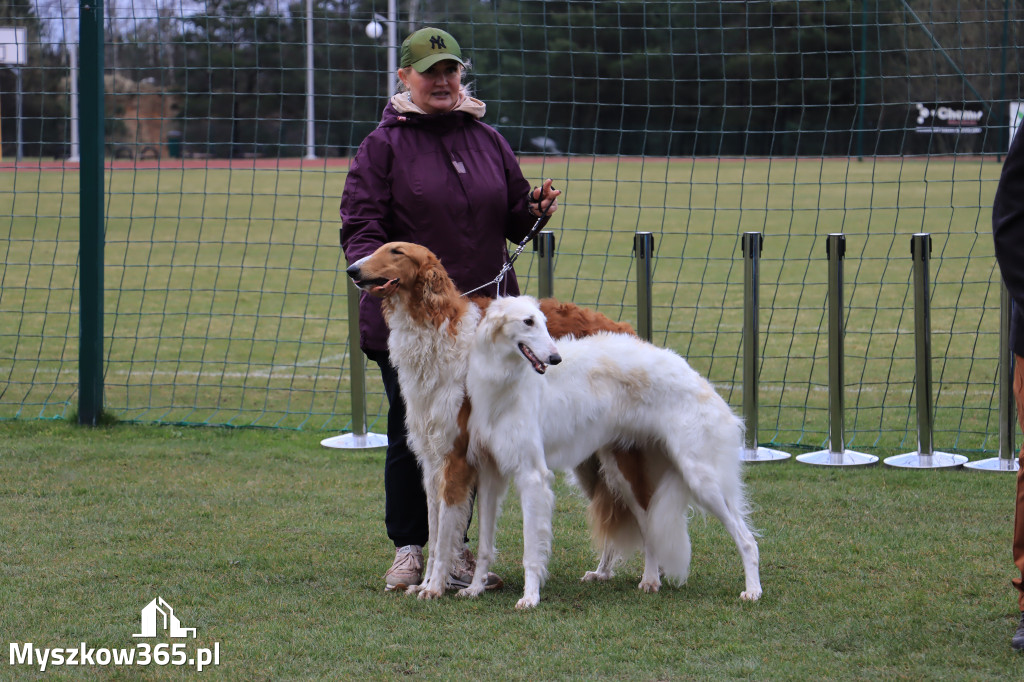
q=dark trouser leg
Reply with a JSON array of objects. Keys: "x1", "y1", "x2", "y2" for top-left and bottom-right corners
[{"x1": 371, "y1": 352, "x2": 429, "y2": 549}]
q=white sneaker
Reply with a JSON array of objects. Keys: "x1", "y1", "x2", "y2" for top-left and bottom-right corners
[
  {"x1": 384, "y1": 545, "x2": 423, "y2": 592},
  {"x1": 447, "y1": 546, "x2": 503, "y2": 591}
]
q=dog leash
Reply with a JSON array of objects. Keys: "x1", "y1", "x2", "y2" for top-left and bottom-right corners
[
  {"x1": 461, "y1": 215, "x2": 544, "y2": 298},
  {"x1": 461, "y1": 189, "x2": 554, "y2": 299}
]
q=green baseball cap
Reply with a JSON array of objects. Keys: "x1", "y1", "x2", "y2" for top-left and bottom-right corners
[{"x1": 400, "y1": 27, "x2": 464, "y2": 73}]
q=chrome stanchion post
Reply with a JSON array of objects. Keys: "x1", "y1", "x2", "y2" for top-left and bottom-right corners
[
  {"x1": 634, "y1": 232, "x2": 654, "y2": 343},
  {"x1": 797, "y1": 233, "x2": 877, "y2": 467},
  {"x1": 534, "y1": 230, "x2": 556, "y2": 300},
  {"x1": 886, "y1": 234, "x2": 965, "y2": 469},
  {"x1": 965, "y1": 280, "x2": 1019, "y2": 471},
  {"x1": 740, "y1": 232, "x2": 790, "y2": 463},
  {"x1": 321, "y1": 271, "x2": 388, "y2": 450}
]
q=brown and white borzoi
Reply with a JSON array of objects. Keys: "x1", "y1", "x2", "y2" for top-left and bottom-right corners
[
  {"x1": 464, "y1": 296, "x2": 762, "y2": 608},
  {"x1": 345, "y1": 242, "x2": 640, "y2": 599}
]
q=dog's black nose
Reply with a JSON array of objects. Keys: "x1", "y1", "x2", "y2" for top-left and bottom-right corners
[
  {"x1": 548, "y1": 353, "x2": 562, "y2": 366},
  {"x1": 345, "y1": 264, "x2": 360, "y2": 279}
]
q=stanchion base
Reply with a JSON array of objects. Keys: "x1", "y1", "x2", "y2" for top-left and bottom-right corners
[
  {"x1": 796, "y1": 449, "x2": 878, "y2": 467},
  {"x1": 741, "y1": 446, "x2": 792, "y2": 463},
  {"x1": 963, "y1": 456, "x2": 1020, "y2": 473},
  {"x1": 883, "y1": 451, "x2": 967, "y2": 470},
  {"x1": 320, "y1": 432, "x2": 389, "y2": 450}
]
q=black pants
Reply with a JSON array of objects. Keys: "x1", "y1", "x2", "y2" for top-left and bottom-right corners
[
  {"x1": 369, "y1": 350, "x2": 429, "y2": 548},
  {"x1": 369, "y1": 350, "x2": 473, "y2": 550}
]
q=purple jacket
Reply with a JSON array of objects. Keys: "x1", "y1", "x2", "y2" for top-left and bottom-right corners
[
  {"x1": 340, "y1": 99, "x2": 543, "y2": 353},
  {"x1": 993, "y1": 129, "x2": 1024, "y2": 357}
]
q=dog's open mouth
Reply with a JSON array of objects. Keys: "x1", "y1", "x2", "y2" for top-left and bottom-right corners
[
  {"x1": 352, "y1": 276, "x2": 400, "y2": 297},
  {"x1": 518, "y1": 342, "x2": 548, "y2": 374}
]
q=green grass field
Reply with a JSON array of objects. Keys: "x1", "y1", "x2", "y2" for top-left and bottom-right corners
[
  {"x1": 1, "y1": 420, "x2": 1023, "y2": 680},
  {"x1": 0, "y1": 156, "x2": 1011, "y2": 452}
]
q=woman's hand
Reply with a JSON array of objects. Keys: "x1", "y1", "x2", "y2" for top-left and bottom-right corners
[{"x1": 528, "y1": 178, "x2": 561, "y2": 217}]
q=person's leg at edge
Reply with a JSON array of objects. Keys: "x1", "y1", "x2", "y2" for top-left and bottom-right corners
[{"x1": 1011, "y1": 354, "x2": 1024, "y2": 649}]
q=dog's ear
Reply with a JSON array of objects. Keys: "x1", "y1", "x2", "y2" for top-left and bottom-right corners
[
  {"x1": 418, "y1": 260, "x2": 461, "y2": 332},
  {"x1": 420, "y1": 263, "x2": 447, "y2": 306},
  {"x1": 481, "y1": 302, "x2": 511, "y2": 344},
  {"x1": 475, "y1": 303, "x2": 496, "y2": 336}
]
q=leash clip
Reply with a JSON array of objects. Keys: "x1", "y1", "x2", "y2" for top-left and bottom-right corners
[{"x1": 461, "y1": 213, "x2": 547, "y2": 298}]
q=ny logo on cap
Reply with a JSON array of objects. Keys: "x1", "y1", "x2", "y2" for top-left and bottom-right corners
[{"x1": 430, "y1": 35, "x2": 447, "y2": 50}]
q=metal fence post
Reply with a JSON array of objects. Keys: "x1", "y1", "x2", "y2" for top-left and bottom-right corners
[
  {"x1": 740, "y1": 232, "x2": 790, "y2": 463},
  {"x1": 964, "y1": 280, "x2": 1019, "y2": 472},
  {"x1": 321, "y1": 245, "x2": 388, "y2": 450},
  {"x1": 797, "y1": 233, "x2": 878, "y2": 467},
  {"x1": 633, "y1": 232, "x2": 654, "y2": 342},
  {"x1": 534, "y1": 230, "x2": 555, "y2": 300},
  {"x1": 78, "y1": 0, "x2": 105, "y2": 426},
  {"x1": 885, "y1": 234, "x2": 966, "y2": 469}
]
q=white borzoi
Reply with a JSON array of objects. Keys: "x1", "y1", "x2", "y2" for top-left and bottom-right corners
[{"x1": 463, "y1": 295, "x2": 762, "y2": 609}]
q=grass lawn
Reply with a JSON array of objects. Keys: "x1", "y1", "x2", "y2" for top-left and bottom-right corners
[{"x1": 2, "y1": 420, "x2": 1023, "y2": 680}]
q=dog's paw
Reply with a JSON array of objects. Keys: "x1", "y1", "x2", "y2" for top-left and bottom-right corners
[
  {"x1": 457, "y1": 586, "x2": 484, "y2": 598},
  {"x1": 404, "y1": 584, "x2": 423, "y2": 596},
  {"x1": 581, "y1": 571, "x2": 611, "y2": 582},
  {"x1": 514, "y1": 595, "x2": 539, "y2": 610},
  {"x1": 417, "y1": 588, "x2": 443, "y2": 601},
  {"x1": 638, "y1": 579, "x2": 661, "y2": 593},
  {"x1": 740, "y1": 589, "x2": 762, "y2": 601}
]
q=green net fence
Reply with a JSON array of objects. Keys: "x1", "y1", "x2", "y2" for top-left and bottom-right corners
[{"x1": 1, "y1": 1, "x2": 1021, "y2": 452}]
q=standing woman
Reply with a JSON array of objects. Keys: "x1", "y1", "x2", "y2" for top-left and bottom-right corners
[{"x1": 340, "y1": 27, "x2": 560, "y2": 592}]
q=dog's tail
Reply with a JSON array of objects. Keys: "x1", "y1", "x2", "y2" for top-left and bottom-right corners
[
  {"x1": 583, "y1": 476, "x2": 644, "y2": 561},
  {"x1": 646, "y1": 470, "x2": 693, "y2": 586},
  {"x1": 572, "y1": 456, "x2": 642, "y2": 564}
]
